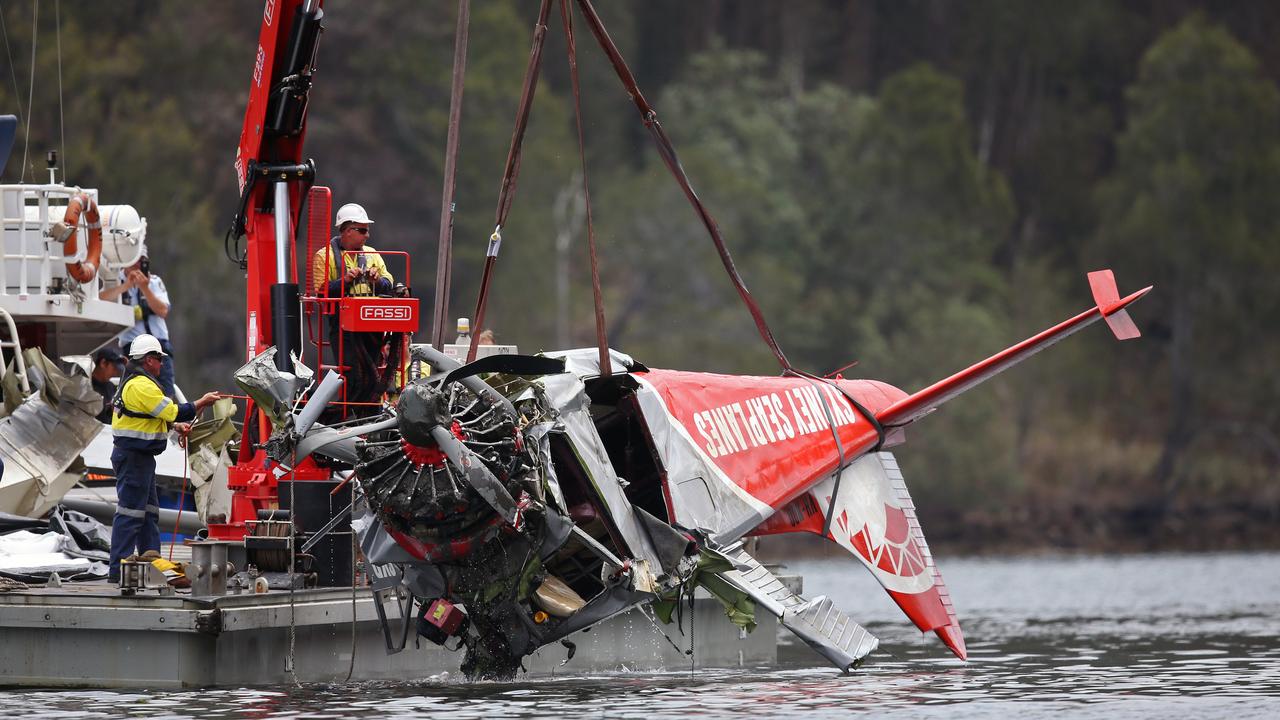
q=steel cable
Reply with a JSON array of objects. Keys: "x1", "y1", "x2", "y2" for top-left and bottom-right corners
[
  {"x1": 466, "y1": 0, "x2": 554, "y2": 364},
  {"x1": 0, "y1": 1, "x2": 26, "y2": 130},
  {"x1": 573, "y1": 0, "x2": 793, "y2": 373},
  {"x1": 560, "y1": 0, "x2": 611, "y2": 377},
  {"x1": 54, "y1": 0, "x2": 62, "y2": 177},
  {"x1": 431, "y1": 0, "x2": 471, "y2": 349},
  {"x1": 167, "y1": 441, "x2": 190, "y2": 562},
  {"x1": 19, "y1": 0, "x2": 37, "y2": 182}
]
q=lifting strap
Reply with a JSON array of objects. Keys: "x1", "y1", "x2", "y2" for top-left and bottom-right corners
[
  {"x1": 572, "y1": 0, "x2": 792, "y2": 373},
  {"x1": 560, "y1": 0, "x2": 611, "y2": 377},
  {"x1": 467, "y1": 0, "x2": 555, "y2": 363},
  {"x1": 569, "y1": 2, "x2": 889, "y2": 507},
  {"x1": 468, "y1": 0, "x2": 793, "y2": 375},
  {"x1": 784, "y1": 367, "x2": 887, "y2": 536},
  {"x1": 431, "y1": 0, "x2": 471, "y2": 349}
]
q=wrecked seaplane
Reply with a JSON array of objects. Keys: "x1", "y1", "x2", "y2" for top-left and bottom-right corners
[
  {"x1": 216, "y1": 0, "x2": 1151, "y2": 679},
  {"x1": 240, "y1": 265, "x2": 1148, "y2": 678}
]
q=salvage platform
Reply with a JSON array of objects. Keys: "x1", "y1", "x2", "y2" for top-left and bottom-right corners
[{"x1": 0, "y1": 577, "x2": 785, "y2": 688}]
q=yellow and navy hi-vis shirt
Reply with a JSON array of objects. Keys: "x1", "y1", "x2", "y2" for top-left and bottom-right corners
[
  {"x1": 111, "y1": 373, "x2": 195, "y2": 453},
  {"x1": 311, "y1": 241, "x2": 394, "y2": 297}
]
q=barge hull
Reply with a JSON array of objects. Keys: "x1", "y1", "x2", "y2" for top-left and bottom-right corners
[{"x1": 0, "y1": 584, "x2": 776, "y2": 687}]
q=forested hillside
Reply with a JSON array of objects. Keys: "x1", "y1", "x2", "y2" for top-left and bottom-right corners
[{"x1": 2, "y1": 1, "x2": 1277, "y2": 551}]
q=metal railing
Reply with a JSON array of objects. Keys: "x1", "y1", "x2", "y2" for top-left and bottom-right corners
[
  {"x1": 0, "y1": 306, "x2": 31, "y2": 395},
  {"x1": 1, "y1": 183, "x2": 102, "y2": 299},
  {"x1": 301, "y1": 249, "x2": 415, "y2": 419}
]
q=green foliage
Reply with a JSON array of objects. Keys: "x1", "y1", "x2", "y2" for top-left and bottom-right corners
[
  {"x1": 1095, "y1": 14, "x2": 1280, "y2": 502},
  {"x1": 2, "y1": 1, "x2": 1276, "y2": 549}
]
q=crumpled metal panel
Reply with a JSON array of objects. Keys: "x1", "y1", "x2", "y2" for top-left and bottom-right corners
[
  {"x1": 540, "y1": 347, "x2": 642, "y2": 378},
  {"x1": 536, "y1": 582, "x2": 650, "y2": 645},
  {"x1": 629, "y1": 377, "x2": 773, "y2": 542},
  {"x1": 20, "y1": 347, "x2": 102, "y2": 412},
  {"x1": 232, "y1": 347, "x2": 313, "y2": 428},
  {"x1": 714, "y1": 540, "x2": 878, "y2": 671},
  {"x1": 191, "y1": 446, "x2": 233, "y2": 523},
  {"x1": 539, "y1": 373, "x2": 661, "y2": 570},
  {"x1": 0, "y1": 351, "x2": 103, "y2": 517},
  {"x1": 184, "y1": 397, "x2": 239, "y2": 522},
  {"x1": 353, "y1": 504, "x2": 423, "y2": 566},
  {"x1": 524, "y1": 420, "x2": 567, "y2": 513},
  {"x1": 187, "y1": 396, "x2": 239, "y2": 451}
]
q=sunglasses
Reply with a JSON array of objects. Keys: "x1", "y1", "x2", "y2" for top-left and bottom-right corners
[{"x1": 348, "y1": 227, "x2": 370, "y2": 235}]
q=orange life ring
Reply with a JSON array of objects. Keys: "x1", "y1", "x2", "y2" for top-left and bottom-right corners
[{"x1": 54, "y1": 192, "x2": 103, "y2": 283}]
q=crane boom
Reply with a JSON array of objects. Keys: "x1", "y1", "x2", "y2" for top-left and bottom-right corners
[
  {"x1": 212, "y1": 0, "x2": 328, "y2": 541},
  {"x1": 231, "y1": 0, "x2": 324, "y2": 371}
]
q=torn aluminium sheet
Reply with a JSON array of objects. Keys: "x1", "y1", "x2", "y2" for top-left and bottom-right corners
[{"x1": 0, "y1": 349, "x2": 104, "y2": 517}]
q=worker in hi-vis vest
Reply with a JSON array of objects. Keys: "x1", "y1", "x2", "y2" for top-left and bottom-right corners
[
  {"x1": 311, "y1": 202, "x2": 393, "y2": 297},
  {"x1": 310, "y1": 202, "x2": 403, "y2": 416},
  {"x1": 108, "y1": 334, "x2": 220, "y2": 582}
]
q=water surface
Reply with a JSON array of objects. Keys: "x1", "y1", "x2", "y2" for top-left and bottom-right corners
[{"x1": 8, "y1": 552, "x2": 1279, "y2": 718}]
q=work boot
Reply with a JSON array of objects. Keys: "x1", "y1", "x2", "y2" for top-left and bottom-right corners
[{"x1": 140, "y1": 550, "x2": 162, "y2": 561}]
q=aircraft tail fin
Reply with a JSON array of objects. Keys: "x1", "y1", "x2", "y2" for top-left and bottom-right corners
[
  {"x1": 1088, "y1": 269, "x2": 1142, "y2": 340},
  {"x1": 875, "y1": 270, "x2": 1151, "y2": 428}
]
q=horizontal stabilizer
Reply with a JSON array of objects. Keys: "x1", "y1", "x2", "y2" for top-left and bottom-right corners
[
  {"x1": 1103, "y1": 308, "x2": 1139, "y2": 340},
  {"x1": 1087, "y1": 269, "x2": 1144, "y2": 340},
  {"x1": 876, "y1": 270, "x2": 1151, "y2": 427},
  {"x1": 716, "y1": 542, "x2": 878, "y2": 671}
]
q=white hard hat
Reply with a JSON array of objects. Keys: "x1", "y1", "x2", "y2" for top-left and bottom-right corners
[
  {"x1": 128, "y1": 334, "x2": 168, "y2": 359},
  {"x1": 335, "y1": 203, "x2": 374, "y2": 227}
]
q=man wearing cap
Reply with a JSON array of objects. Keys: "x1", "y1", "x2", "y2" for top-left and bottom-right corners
[
  {"x1": 91, "y1": 346, "x2": 127, "y2": 423},
  {"x1": 108, "y1": 333, "x2": 220, "y2": 582},
  {"x1": 310, "y1": 203, "x2": 401, "y2": 414}
]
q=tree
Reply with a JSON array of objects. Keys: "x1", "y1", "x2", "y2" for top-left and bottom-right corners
[
  {"x1": 1095, "y1": 15, "x2": 1280, "y2": 515},
  {"x1": 818, "y1": 64, "x2": 1018, "y2": 512}
]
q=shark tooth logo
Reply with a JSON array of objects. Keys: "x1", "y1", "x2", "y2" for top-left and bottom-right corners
[{"x1": 847, "y1": 503, "x2": 928, "y2": 579}]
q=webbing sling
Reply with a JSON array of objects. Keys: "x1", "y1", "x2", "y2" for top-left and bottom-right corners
[
  {"x1": 431, "y1": 0, "x2": 471, "y2": 349},
  {"x1": 573, "y1": 0, "x2": 792, "y2": 373},
  {"x1": 785, "y1": 366, "x2": 887, "y2": 537},
  {"x1": 466, "y1": 0, "x2": 554, "y2": 363},
  {"x1": 560, "y1": 0, "x2": 611, "y2": 377},
  {"x1": 461, "y1": 2, "x2": 889, "y2": 537},
  {"x1": 468, "y1": 0, "x2": 791, "y2": 373}
]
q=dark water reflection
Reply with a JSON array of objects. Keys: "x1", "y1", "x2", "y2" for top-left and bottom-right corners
[{"x1": 8, "y1": 553, "x2": 1280, "y2": 718}]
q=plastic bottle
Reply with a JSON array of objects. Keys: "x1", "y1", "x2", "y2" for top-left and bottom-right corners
[{"x1": 455, "y1": 317, "x2": 471, "y2": 345}]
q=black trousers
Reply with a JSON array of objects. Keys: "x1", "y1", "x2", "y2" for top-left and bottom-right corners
[{"x1": 328, "y1": 329, "x2": 383, "y2": 417}]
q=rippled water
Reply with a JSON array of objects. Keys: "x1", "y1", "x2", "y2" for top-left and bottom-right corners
[{"x1": 8, "y1": 552, "x2": 1280, "y2": 718}]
